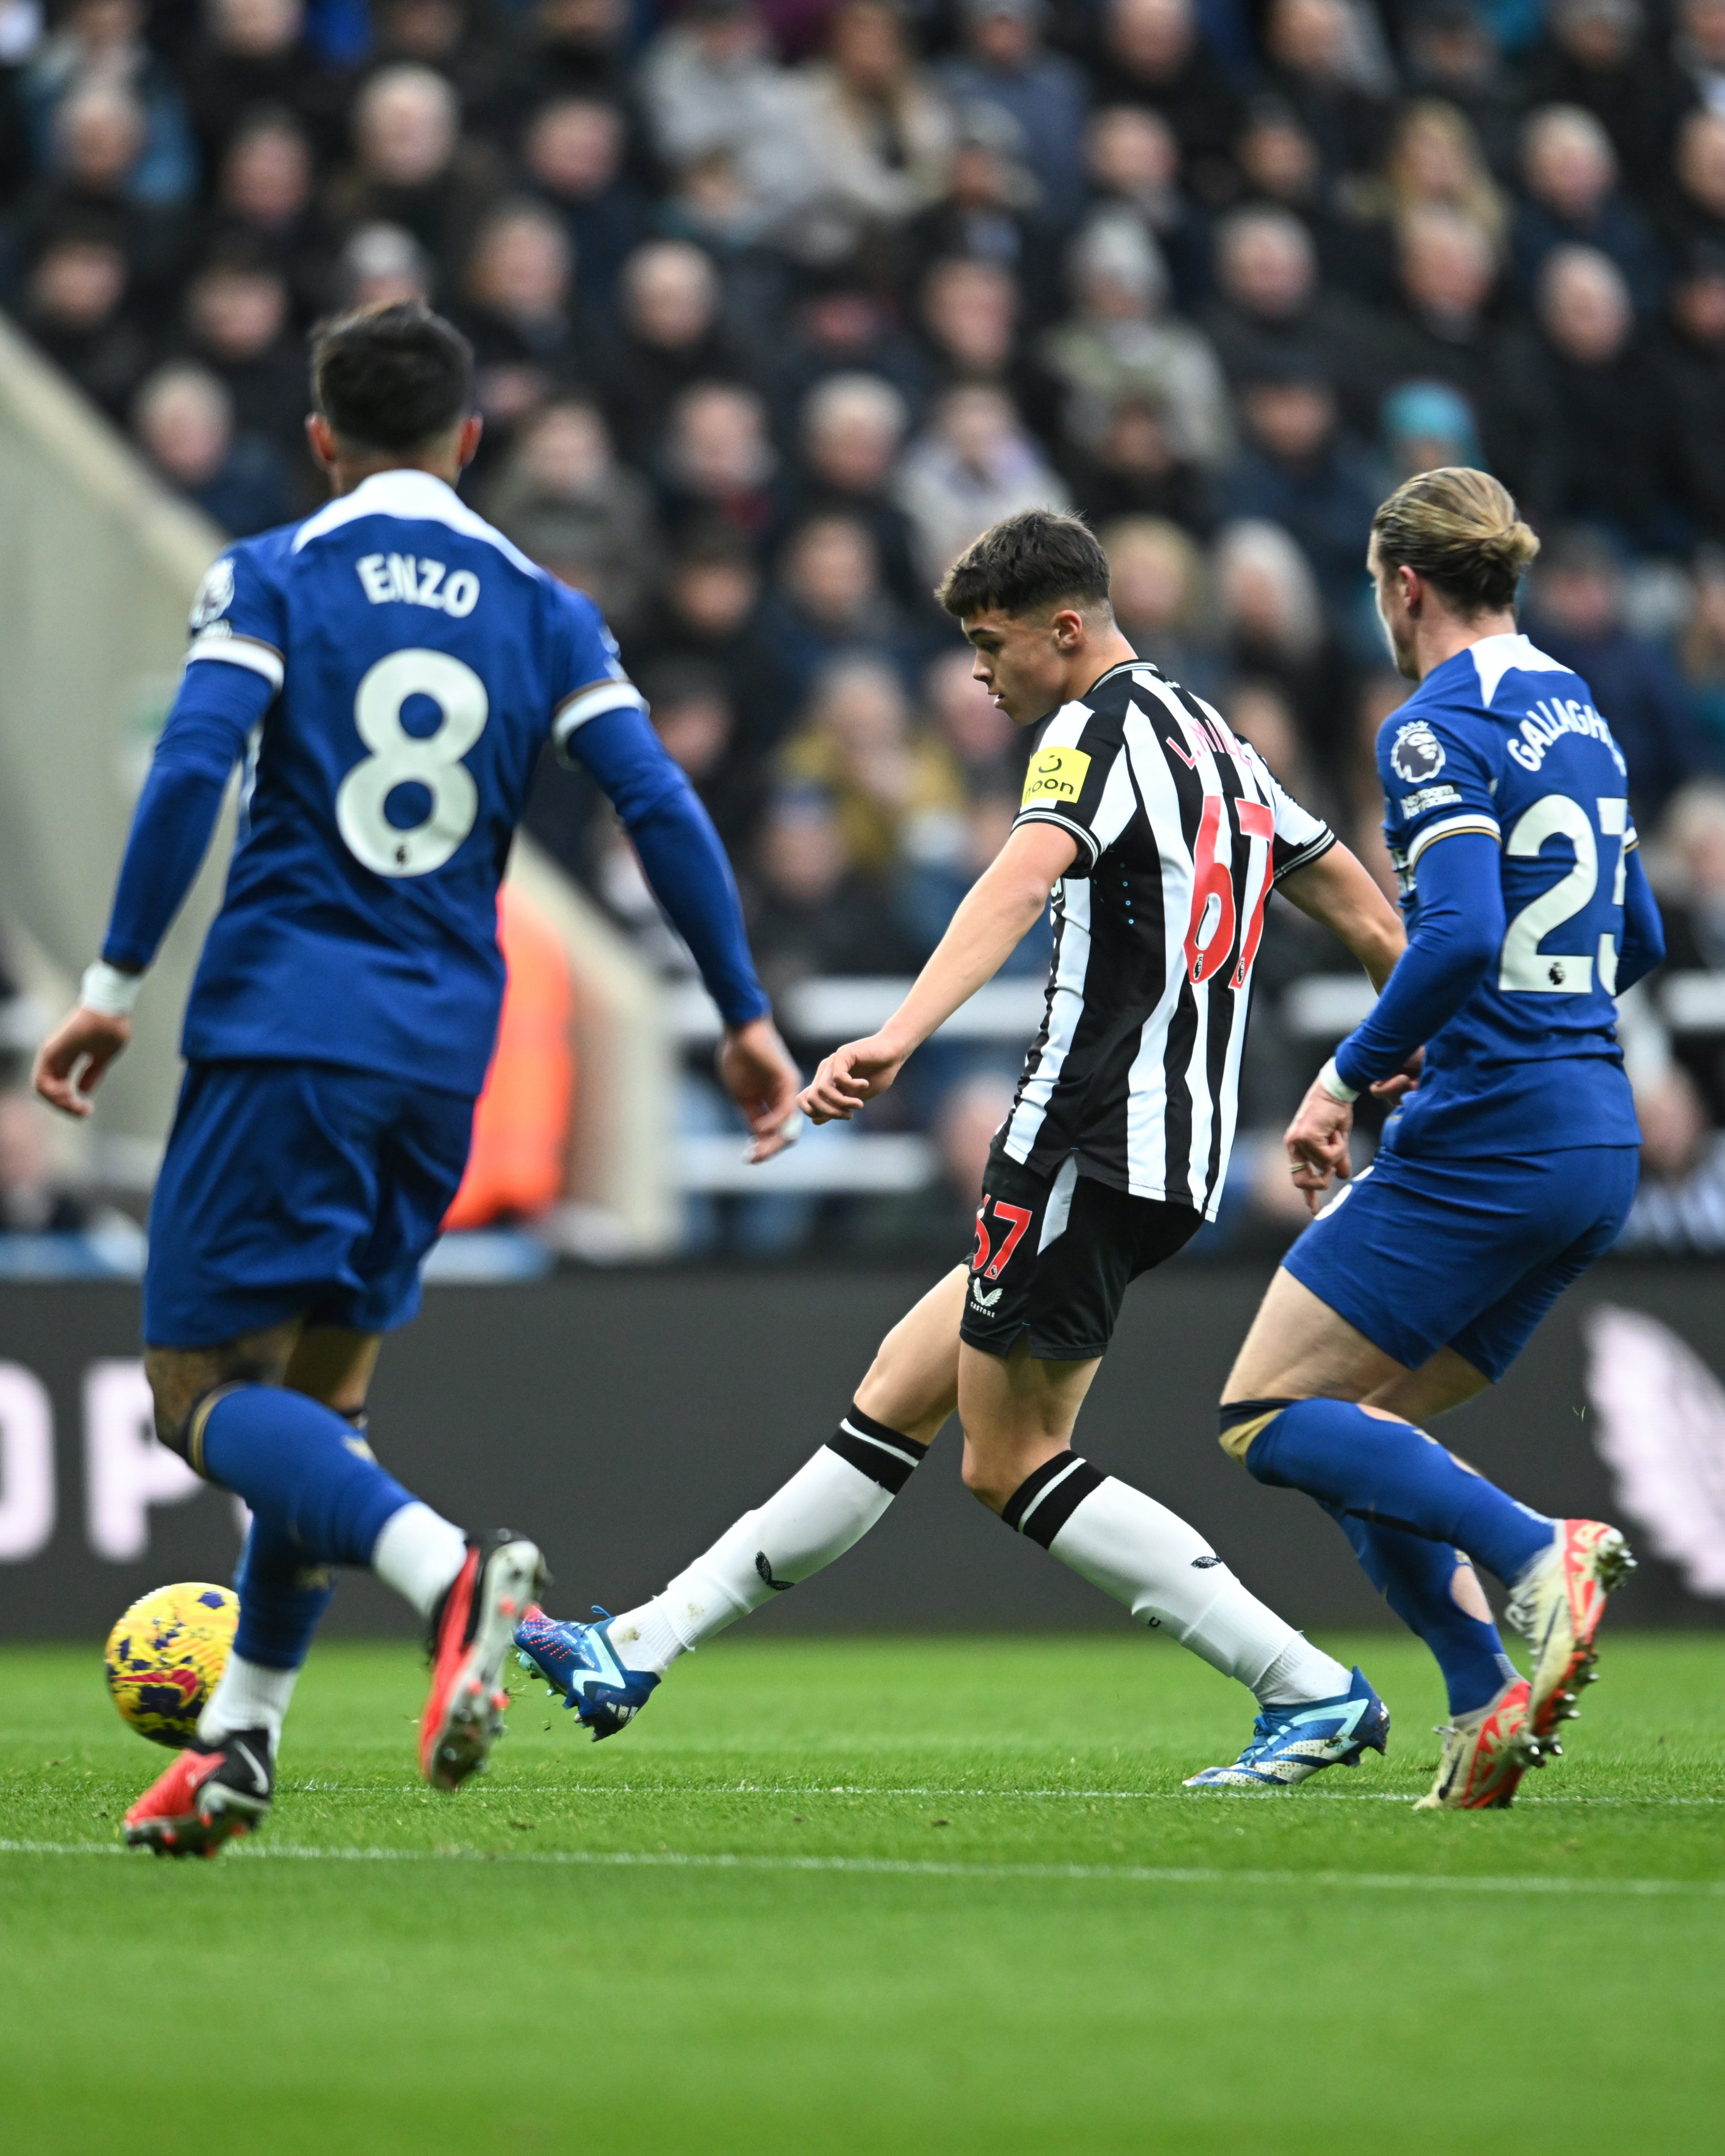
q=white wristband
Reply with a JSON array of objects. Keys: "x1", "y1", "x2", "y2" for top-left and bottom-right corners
[
  {"x1": 79, "y1": 962, "x2": 143, "y2": 1017},
  {"x1": 1316, "y1": 1055, "x2": 1359, "y2": 1104}
]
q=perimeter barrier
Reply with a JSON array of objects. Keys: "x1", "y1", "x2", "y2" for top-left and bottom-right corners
[{"x1": 1, "y1": 1259, "x2": 1718, "y2": 1637}]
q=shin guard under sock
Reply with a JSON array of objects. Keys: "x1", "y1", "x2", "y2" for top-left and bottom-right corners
[
  {"x1": 1243, "y1": 1397, "x2": 1553, "y2": 1586},
  {"x1": 230, "y1": 1514, "x2": 336, "y2": 1671},
  {"x1": 609, "y1": 1406, "x2": 931, "y2": 1673},
  {"x1": 196, "y1": 1385, "x2": 418, "y2": 1570},
  {"x1": 1001, "y1": 1454, "x2": 1351, "y2": 1703},
  {"x1": 199, "y1": 1518, "x2": 336, "y2": 1754}
]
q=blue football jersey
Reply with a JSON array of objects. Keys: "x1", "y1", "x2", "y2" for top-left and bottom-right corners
[
  {"x1": 1375, "y1": 631, "x2": 1642, "y2": 1157},
  {"x1": 177, "y1": 470, "x2": 641, "y2": 1097}
]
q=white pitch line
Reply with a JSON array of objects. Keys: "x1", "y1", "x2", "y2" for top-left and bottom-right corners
[
  {"x1": 823, "y1": 1788, "x2": 1720, "y2": 1808},
  {"x1": 302, "y1": 1782, "x2": 1725, "y2": 1809},
  {"x1": 2, "y1": 1837, "x2": 1720, "y2": 1900}
]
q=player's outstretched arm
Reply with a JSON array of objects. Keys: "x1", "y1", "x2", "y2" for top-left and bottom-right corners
[
  {"x1": 1275, "y1": 843, "x2": 1414, "y2": 1200},
  {"x1": 1278, "y1": 842, "x2": 1405, "y2": 991},
  {"x1": 34, "y1": 658, "x2": 265, "y2": 1118},
  {"x1": 801, "y1": 822, "x2": 1076, "y2": 1123},
  {"x1": 1282, "y1": 831, "x2": 1504, "y2": 1210}
]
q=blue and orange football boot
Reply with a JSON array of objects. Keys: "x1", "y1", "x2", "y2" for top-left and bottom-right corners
[
  {"x1": 514, "y1": 1606, "x2": 660, "y2": 1741},
  {"x1": 1184, "y1": 1666, "x2": 1390, "y2": 1790},
  {"x1": 123, "y1": 1728, "x2": 273, "y2": 1856}
]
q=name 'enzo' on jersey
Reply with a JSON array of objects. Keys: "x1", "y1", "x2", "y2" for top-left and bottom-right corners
[{"x1": 355, "y1": 553, "x2": 480, "y2": 616}]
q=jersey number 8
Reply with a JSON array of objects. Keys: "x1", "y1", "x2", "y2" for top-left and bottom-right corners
[{"x1": 336, "y1": 648, "x2": 489, "y2": 878}]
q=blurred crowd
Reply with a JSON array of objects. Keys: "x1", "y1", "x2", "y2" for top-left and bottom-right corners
[{"x1": 5, "y1": 0, "x2": 1725, "y2": 1255}]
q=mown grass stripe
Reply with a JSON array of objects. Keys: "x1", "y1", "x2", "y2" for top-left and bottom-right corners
[{"x1": 3, "y1": 1836, "x2": 1720, "y2": 1899}]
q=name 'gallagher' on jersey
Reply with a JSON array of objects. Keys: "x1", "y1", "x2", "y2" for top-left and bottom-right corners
[
  {"x1": 139, "y1": 469, "x2": 650, "y2": 1099},
  {"x1": 1352, "y1": 630, "x2": 1644, "y2": 1157}
]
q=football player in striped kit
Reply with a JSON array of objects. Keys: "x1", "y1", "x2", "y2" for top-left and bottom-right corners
[{"x1": 519, "y1": 510, "x2": 1419, "y2": 1792}]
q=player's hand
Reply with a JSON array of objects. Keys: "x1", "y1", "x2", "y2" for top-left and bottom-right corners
[
  {"x1": 1284, "y1": 1079, "x2": 1353, "y2": 1214},
  {"x1": 33, "y1": 1006, "x2": 132, "y2": 1119},
  {"x1": 1369, "y1": 1047, "x2": 1424, "y2": 1104},
  {"x1": 799, "y1": 1032, "x2": 909, "y2": 1123},
  {"x1": 717, "y1": 1015, "x2": 802, "y2": 1163}
]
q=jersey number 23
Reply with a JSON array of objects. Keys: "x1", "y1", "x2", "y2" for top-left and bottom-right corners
[{"x1": 1498, "y1": 792, "x2": 1628, "y2": 997}]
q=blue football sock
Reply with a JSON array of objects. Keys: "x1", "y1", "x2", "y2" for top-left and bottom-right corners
[
  {"x1": 198, "y1": 1385, "x2": 415, "y2": 1571},
  {"x1": 1319, "y1": 1502, "x2": 1515, "y2": 1718},
  {"x1": 231, "y1": 1515, "x2": 336, "y2": 1672},
  {"x1": 1245, "y1": 1398, "x2": 1553, "y2": 1586}
]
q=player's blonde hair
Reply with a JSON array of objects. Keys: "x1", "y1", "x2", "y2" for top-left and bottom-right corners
[{"x1": 1370, "y1": 467, "x2": 1539, "y2": 615}]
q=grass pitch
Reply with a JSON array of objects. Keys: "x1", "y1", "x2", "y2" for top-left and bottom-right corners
[{"x1": 2, "y1": 1633, "x2": 1721, "y2": 2155}]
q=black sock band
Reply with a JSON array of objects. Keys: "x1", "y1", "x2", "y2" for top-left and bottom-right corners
[
  {"x1": 1218, "y1": 1397, "x2": 1295, "y2": 1439},
  {"x1": 825, "y1": 1405, "x2": 929, "y2": 1494},
  {"x1": 1001, "y1": 1453, "x2": 1105, "y2": 1549}
]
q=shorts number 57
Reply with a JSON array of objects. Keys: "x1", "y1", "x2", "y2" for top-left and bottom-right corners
[{"x1": 971, "y1": 1198, "x2": 1034, "y2": 1281}]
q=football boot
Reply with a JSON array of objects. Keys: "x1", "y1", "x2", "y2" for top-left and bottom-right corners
[
  {"x1": 1184, "y1": 1666, "x2": 1389, "y2": 1789},
  {"x1": 1506, "y1": 1519, "x2": 1635, "y2": 1743},
  {"x1": 1414, "y1": 1676, "x2": 1541, "y2": 1810},
  {"x1": 421, "y1": 1532, "x2": 545, "y2": 1791},
  {"x1": 123, "y1": 1728, "x2": 273, "y2": 1857},
  {"x1": 514, "y1": 1606, "x2": 660, "y2": 1741}
]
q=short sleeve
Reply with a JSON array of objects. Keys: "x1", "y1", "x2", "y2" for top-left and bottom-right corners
[
  {"x1": 546, "y1": 581, "x2": 645, "y2": 758},
  {"x1": 1012, "y1": 700, "x2": 1132, "y2": 877},
  {"x1": 184, "y1": 543, "x2": 287, "y2": 693},
  {"x1": 1234, "y1": 740, "x2": 1337, "y2": 882},
  {"x1": 1382, "y1": 708, "x2": 1500, "y2": 873}
]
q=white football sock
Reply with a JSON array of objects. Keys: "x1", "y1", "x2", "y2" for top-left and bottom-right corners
[
  {"x1": 198, "y1": 1653, "x2": 300, "y2": 1751},
  {"x1": 371, "y1": 1501, "x2": 468, "y2": 1620},
  {"x1": 1009, "y1": 1457, "x2": 1350, "y2": 1703},
  {"x1": 1254, "y1": 1633, "x2": 1354, "y2": 1707},
  {"x1": 607, "y1": 1420, "x2": 925, "y2": 1675}
]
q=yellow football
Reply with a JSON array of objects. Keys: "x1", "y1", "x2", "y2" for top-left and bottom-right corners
[{"x1": 104, "y1": 1582, "x2": 240, "y2": 1748}]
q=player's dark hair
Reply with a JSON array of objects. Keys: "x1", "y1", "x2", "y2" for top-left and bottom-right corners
[
  {"x1": 310, "y1": 302, "x2": 474, "y2": 453},
  {"x1": 936, "y1": 509, "x2": 1112, "y2": 621},
  {"x1": 1371, "y1": 467, "x2": 1540, "y2": 615}
]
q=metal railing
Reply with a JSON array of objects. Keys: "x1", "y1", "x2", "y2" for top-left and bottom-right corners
[{"x1": 662, "y1": 963, "x2": 1725, "y2": 1201}]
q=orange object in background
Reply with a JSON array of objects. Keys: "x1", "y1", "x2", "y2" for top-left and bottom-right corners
[{"x1": 443, "y1": 884, "x2": 575, "y2": 1230}]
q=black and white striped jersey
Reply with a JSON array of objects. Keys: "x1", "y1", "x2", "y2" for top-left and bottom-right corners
[{"x1": 1002, "y1": 657, "x2": 1337, "y2": 1219}]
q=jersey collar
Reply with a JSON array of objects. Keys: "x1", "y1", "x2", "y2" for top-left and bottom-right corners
[
  {"x1": 1081, "y1": 656, "x2": 1162, "y2": 700},
  {"x1": 290, "y1": 468, "x2": 541, "y2": 577},
  {"x1": 1453, "y1": 632, "x2": 1570, "y2": 709}
]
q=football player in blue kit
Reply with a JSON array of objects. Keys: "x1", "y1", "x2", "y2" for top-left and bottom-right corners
[
  {"x1": 1205, "y1": 468, "x2": 1663, "y2": 1809},
  {"x1": 33, "y1": 303, "x2": 799, "y2": 1854}
]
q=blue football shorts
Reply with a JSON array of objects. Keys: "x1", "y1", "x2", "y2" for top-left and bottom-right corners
[
  {"x1": 144, "y1": 1059, "x2": 475, "y2": 1349},
  {"x1": 1281, "y1": 1142, "x2": 1640, "y2": 1383}
]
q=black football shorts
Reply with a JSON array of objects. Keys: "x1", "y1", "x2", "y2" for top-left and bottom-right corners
[{"x1": 958, "y1": 1143, "x2": 1203, "y2": 1362}]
